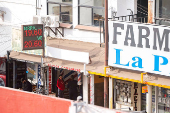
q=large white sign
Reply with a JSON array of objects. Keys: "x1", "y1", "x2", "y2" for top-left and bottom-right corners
[
  {"x1": 45, "y1": 46, "x2": 89, "y2": 64},
  {"x1": 109, "y1": 21, "x2": 170, "y2": 76}
]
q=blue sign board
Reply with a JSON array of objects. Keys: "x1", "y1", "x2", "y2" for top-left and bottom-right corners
[{"x1": 38, "y1": 64, "x2": 41, "y2": 89}]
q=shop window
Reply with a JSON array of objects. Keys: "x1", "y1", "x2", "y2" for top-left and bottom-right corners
[
  {"x1": 158, "y1": 87, "x2": 170, "y2": 113},
  {"x1": 47, "y1": 1, "x2": 72, "y2": 24},
  {"x1": 115, "y1": 80, "x2": 132, "y2": 105},
  {"x1": 78, "y1": 0, "x2": 105, "y2": 26},
  {"x1": 155, "y1": 0, "x2": 170, "y2": 26}
]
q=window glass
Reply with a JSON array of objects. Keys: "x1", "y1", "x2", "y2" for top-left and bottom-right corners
[
  {"x1": 79, "y1": 7, "x2": 104, "y2": 26},
  {"x1": 93, "y1": 8, "x2": 104, "y2": 26},
  {"x1": 115, "y1": 80, "x2": 132, "y2": 105},
  {"x1": 79, "y1": 0, "x2": 104, "y2": 7},
  {"x1": 79, "y1": 7, "x2": 92, "y2": 25},
  {"x1": 48, "y1": 3, "x2": 60, "y2": 15},
  {"x1": 48, "y1": 3, "x2": 72, "y2": 23},
  {"x1": 158, "y1": 87, "x2": 170, "y2": 113},
  {"x1": 155, "y1": 0, "x2": 170, "y2": 26},
  {"x1": 79, "y1": 0, "x2": 104, "y2": 26},
  {"x1": 61, "y1": 5, "x2": 72, "y2": 23},
  {"x1": 48, "y1": 0, "x2": 72, "y2": 4}
]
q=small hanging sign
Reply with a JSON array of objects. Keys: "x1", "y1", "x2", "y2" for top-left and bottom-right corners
[{"x1": 142, "y1": 86, "x2": 148, "y2": 93}]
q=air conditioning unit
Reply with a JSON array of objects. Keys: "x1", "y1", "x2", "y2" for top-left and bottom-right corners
[{"x1": 33, "y1": 15, "x2": 59, "y2": 27}]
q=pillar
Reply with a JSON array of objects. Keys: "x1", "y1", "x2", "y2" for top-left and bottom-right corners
[
  {"x1": 90, "y1": 74, "x2": 94, "y2": 105},
  {"x1": 109, "y1": 77, "x2": 113, "y2": 109},
  {"x1": 155, "y1": 86, "x2": 158, "y2": 113},
  {"x1": 146, "y1": 85, "x2": 152, "y2": 113},
  {"x1": 13, "y1": 61, "x2": 15, "y2": 88},
  {"x1": 72, "y1": 0, "x2": 78, "y2": 28},
  {"x1": 83, "y1": 64, "x2": 88, "y2": 104}
]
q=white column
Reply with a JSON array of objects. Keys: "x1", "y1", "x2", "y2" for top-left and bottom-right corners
[
  {"x1": 83, "y1": 64, "x2": 88, "y2": 104},
  {"x1": 73, "y1": 0, "x2": 78, "y2": 28},
  {"x1": 146, "y1": 85, "x2": 152, "y2": 113},
  {"x1": 90, "y1": 74, "x2": 94, "y2": 105},
  {"x1": 155, "y1": 86, "x2": 158, "y2": 113},
  {"x1": 40, "y1": 0, "x2": 47, "y2": 16},
  {"x1": 109, "y1": 77, "x2": 113, "y2": 109}
]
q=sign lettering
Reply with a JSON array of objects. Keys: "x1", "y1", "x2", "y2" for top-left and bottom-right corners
[
  {"x1": 21, "y1": 24, "x2": 44, "y2": 50},
  {"x1": 109, "y1": 21, "x2": 170, "y2": 76}
]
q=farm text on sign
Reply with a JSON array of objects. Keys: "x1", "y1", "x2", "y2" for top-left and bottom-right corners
[{"x1": 21, "y1": 24, "x2": 44, "y2": 50}]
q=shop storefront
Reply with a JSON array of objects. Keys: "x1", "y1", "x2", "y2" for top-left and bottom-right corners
[
  {"x1": 107, "y1": 20, "x2": 170, "y2": 112},
  {"x1": 49, "y1": 65, "x2": 83, "y2": 98},
  {"x1": 157, "y1": 87, "x2": 170, "y2": 113},
  {"x1": 114, "y1": 80, "x2": 141, "y2": 111},
  {"x1": 9, "y1": 37, "x2": 104, "y2": 104}
]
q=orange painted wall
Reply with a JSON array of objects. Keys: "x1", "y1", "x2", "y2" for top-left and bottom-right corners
[
  {"x1": 0, "y1": 87, "x2": 71, "y2": 113},
  {"x1": 94, "y1": 75, "x2": 104, "y2": 83}
]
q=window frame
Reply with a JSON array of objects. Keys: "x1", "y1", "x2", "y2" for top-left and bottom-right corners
[
  {"x1": 47, "y1": 1, "x2": 73, "y2": 24},
  {"x1": 78, "y1": 0, "x2": 105, "y2": 26}
]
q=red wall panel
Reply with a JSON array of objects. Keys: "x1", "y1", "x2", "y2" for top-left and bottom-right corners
[{"x1": 0, "y1": 87, "x2": 71, "y2": 113}]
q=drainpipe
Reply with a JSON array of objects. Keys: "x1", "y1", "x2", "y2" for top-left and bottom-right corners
[{"x1": 104, "y1": 0, "x2": 109, "y2": 108}]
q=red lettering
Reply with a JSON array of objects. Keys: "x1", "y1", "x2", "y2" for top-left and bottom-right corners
[
  {"x1": 38, "y1": 40, "x2": 42, "y2": 47},
  {"x1": 34, "y1": 30, "x2": 38, "y2": 36},
  {"x1": 29, "y1": 41, "x2": 32, "y2": 47},
  {"x1": 25, "y1": 30, "x2": 28, "y2": 36},
  {"x1": 38, "y1": 29, "x2": 42, "y2": 35},
  {"x1": 24, "y1": 41, "x2": 29, "y2": 48},
  {"x1": 28, "y1": 30, "x2": 32, "y2": 36},
  {"x1": 34, "y1": 40, "x2": 38, "y2": 47}
]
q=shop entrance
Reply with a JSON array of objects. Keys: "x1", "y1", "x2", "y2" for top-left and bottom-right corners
[
  {"x1": 7, "y1": 60, "x2": 26, "y2": 89},
  {"x1": 52, "y1": 68, "x2": 82, "y2": 100}
]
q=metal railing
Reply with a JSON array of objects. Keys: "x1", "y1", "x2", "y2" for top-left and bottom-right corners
[{"x1": 73, "y1": 98, "x2": 147, "y2": 113}]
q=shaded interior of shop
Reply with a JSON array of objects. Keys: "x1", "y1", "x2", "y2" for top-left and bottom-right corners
[
  {"x1": 6, "y1": 60, "x2": 83, "y2": 100},
  {"x1": 92, "y1": 75, "x2": 104, "y2": 106}
]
